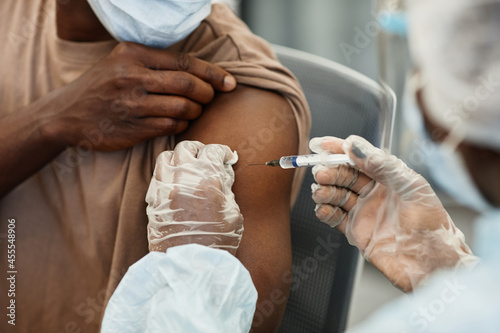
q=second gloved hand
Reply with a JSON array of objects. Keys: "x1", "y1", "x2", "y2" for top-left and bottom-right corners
[
  {"x1": 310, "y1": 135, "x2": 478, "y2": 291},
  {"x1": 146, "y1": 141, "x2": 243, "y2": 255}
]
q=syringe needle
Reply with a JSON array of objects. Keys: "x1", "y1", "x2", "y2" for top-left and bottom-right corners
[{"x1": 246, "y1": 163, "x2": 267, "y2": 166}]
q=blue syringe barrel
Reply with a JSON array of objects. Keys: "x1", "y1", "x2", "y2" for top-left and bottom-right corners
[{"x1": 278, "y1": 154, "x2": 354, "y2": 169}]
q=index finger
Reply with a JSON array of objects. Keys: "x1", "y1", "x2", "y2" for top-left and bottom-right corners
[
  {"x1": 312, "y1": 164, "x2": 373, "y2": 193},
  {"x1": 136, "y1": 44, "x2": 237, "y2": 92}
]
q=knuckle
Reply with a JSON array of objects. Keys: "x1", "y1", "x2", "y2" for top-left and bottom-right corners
[
  {"x1": 124, "y1": 98, "x2": 140, "y2": 112},
  {"x1": 203, "y1": 65, "x2": 218, "y2": 83},
  {"x1": 158, "y1": 101, "x2": 170, "y2": 115},
  {"x1": 161, "y1": 118, "x2": 179, "y2": 134},
  {"x1": 333, "y1": 187, "x2": 347, "y2": 202},
  {"x1": 323, "y1": 186, "x2": 344, "y2": 205},
  {"x1": 334, "y1": 166, "x2": 349, "y2": 185},
  {"x1": 113, "y1": 75, "x2": 133, "y2": 90},
  {"x1": 114, "y1": 42, "x2": 129, "y2": 54},
  {"x1": 315, "y1": 186, "x2": 331, "y2": 203},
  {"x1": 115, "y1": 75, "x2": 140, "y2": 91},
  {"x1": 324, "y1": 187, "x2": 338, "y2": 202},
  {"x1": 316, "y1": 169, "x2": 333, "y2": 184},
  {"x1": 176, "y1": 74, "x2": 196, "y2": 94},
  {"x1": 175, "y1": 52, "x2": 192, "y2": 72},
  {"x1": 159, "y1": 99, "x2": 189, "y2": 119},
  {"x1": 342, "y1": 168, "x2": 356, "y2": 185},
  {"x1": 114, "y1": 97, "x2": 139, "y2": 115},
  {"x1": 110, "y1": 65, "x2": 139, "y2": 90},
  {"x1": 112, "y1": 42, "x2": 136, "y2": 58},
  {"x1": 173, "y1": 99, "x2": 191, "y2": 119}
]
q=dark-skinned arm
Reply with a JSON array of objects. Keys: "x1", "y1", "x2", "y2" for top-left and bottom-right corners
[{"x1": 178, "y1": 85, "x2": 299, "y2": 332}]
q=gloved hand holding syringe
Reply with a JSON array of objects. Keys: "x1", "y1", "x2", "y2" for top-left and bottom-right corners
[{"x1": 247, "y1": 153, "x2": 354, "y2": 168}]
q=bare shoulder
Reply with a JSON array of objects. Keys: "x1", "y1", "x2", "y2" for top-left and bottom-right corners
[{"x1": 177, "y1": 84, "x2": 299, "y2": 331}]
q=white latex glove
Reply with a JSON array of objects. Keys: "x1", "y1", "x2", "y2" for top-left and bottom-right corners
[
  {"x1": 310, "y1": 135, "x2": 478, "y2": 291},
  {"x1": 146, "y1": 141, "x2": 243, "y2": 255}
]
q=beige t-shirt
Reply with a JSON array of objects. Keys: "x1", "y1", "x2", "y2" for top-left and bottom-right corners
[{"x1": 0, "y1": 1, "x2": 311, "y2": 332}]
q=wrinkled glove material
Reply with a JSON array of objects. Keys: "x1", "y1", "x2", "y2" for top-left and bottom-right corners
[
  {"x1": 310, "y1": 135, "x2": 478, "y2": 291},
  {"x1": 146, "y1": 141, "x2": 244, "y2": 255},
  {"x1": 101, "y1": 244, "x2": 258, "y2": 333}
]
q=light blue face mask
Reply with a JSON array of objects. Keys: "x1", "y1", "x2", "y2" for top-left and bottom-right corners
[
  {"x1": 474, "y1": 210, "x2": 500, "y2": 262},
  {"x1": 87, "y1": 0, "x2": 212, "y2": 49}
]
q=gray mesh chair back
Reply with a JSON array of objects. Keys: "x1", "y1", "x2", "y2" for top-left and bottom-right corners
[{"x1": 274, "y1": 45, "x2": 394, "y2": 333}]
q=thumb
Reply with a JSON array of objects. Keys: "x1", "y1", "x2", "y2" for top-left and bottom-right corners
[
  {"x1": 309, "y1": 136, "x2": 345, "y2": 154},
  {"x1": 343, "y1": 135, "x2": 422, "y2": 196},
  {"x1": 198, "y1": 144, "x2": 238, "y2": 166}
]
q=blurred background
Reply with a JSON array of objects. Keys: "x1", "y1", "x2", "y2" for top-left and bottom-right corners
[{"x1": 226, "y1": 0, "x2": 477, "y2": 329}]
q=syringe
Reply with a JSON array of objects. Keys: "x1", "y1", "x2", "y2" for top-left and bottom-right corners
[{"x1": 247, "y1": 154, "x2": 354, "y2": 169}]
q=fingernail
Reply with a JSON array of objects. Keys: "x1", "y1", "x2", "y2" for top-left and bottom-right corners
[
  {"x1": 351, "y1": 144, "x2": 366, "y2": 159},
  {"x1": 224, "y1": 75, "x2": 236, "y2": 89}
]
